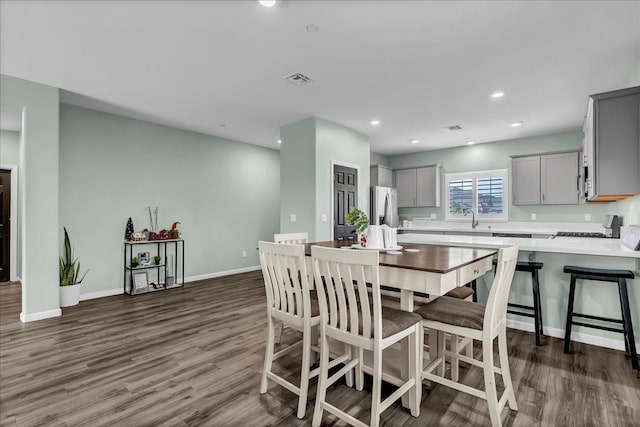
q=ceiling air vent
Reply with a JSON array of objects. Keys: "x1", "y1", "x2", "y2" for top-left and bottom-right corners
[
  {"x1": 284, "y1": 72, "x2": 313, "y2": 86},
  {"x1": 446, "y1": 124, "x2": 463, "y2": 131}
]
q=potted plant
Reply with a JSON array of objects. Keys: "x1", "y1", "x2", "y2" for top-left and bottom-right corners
[
  {"x1": 345, "y1": 207, "x2": 369, "y2": 246},
  {"x1": 131, "y1": 257, "x2": 139, "y2": 268},
  {"x1": 59, "y1": 227, "x2": 89, "y2": 307},
  {"x1": 154, "y1": 255, "x2": 162, "y2": 265}
]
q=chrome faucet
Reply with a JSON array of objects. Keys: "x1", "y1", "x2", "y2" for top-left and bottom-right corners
[{"x1": 464, "y1": 209, "x2": 479, "y2": 229}]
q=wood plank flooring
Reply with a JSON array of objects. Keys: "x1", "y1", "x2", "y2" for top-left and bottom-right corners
[{"x1": 1, "y1": 272, "x2": 638, "y2": 426}]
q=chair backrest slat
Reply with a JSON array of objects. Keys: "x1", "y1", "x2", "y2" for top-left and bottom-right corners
[
  {"x1": 259, "y1": 241, "x2": 312, "y2": 320},
  {"x1": 484, "y1": 245, "x2": 519, "y2": 336},
  {"x1": 274, "y1": 232, "x2": 309, "y2": 245},
  {"x1": 312, "y1": 246, "x2": 380, "y2": 340}
]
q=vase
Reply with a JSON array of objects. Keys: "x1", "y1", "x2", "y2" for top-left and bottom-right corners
[{"x1": 60, "y1": 283, "x2": 82, "y2": 307}]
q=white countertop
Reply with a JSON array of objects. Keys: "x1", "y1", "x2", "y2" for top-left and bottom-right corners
[
  {"x1": 399, "y1": 220, "x2": 606, "y2": 236},
  {"x1": 398, "y1": 232, "x2": 640, "y2": 259}
]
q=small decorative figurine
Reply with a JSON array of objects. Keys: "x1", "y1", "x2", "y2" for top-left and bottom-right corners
[
  {"x1": 125, "y1": 217, "x2": 134, "y2": 240},
  {"x1": 171, "y1": 221, "x2": 182, "y2": 239}
]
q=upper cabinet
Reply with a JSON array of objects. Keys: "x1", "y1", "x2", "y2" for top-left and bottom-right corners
[
  {"x1": 370, "y1": 165, "x2": 394, "y2": 188},
  {"x1": 583, "y1": 86, "x2": 640, "y2": 202},
  {"x1": 512, "y1": 151, "x2": 579, "y2": 205},
  {"x1": 395, "y1": 165, "x2": 441, "y2": 208}
]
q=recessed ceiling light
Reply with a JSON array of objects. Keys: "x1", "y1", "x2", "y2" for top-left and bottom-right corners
[
  {"x1": 219, "y1": 124, "x2": 226, "y2": 127},
  {"x1": 277, "y1": 139, "x2": 282, "y2": 144},
  {"x1": 410, "y1": 139, "x2": 419, "y2": 144},
  {"x1": 467, "y1": 140, "x2": 476, "y2": 145},
  {"x1": 306, "y1": 24, "x2": 319, "y2": 33},
  {"x1": 259, "y1": 0, "x2": 276, "y2": 7},
  {"x1": 510, "y1": 121, "x2": 523, "y2": 127},
  {"x1": 370, "y1": 119, "x2": 380, "y2": 126},
  {"x1": 490, "y1": 90, "x2": 505, "y2": 98}
]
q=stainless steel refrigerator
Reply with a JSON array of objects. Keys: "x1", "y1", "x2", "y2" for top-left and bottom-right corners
[{"x1": 370, "y1": 186, "x2": 399, "y2": 227}]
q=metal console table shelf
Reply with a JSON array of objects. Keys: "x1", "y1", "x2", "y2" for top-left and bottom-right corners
[{"x1": 123, "y1": 239, "x2": 185, "y2": 296}]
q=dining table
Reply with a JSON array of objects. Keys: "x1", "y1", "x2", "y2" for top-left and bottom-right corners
[{"x1": 303, "y1": 240, "x2": 498, "y2": 409}]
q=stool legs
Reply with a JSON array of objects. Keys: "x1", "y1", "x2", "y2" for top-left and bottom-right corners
[
  {"x1": 618, "y1": 279, "x2": 639, "y2": 371},
  {"x1": 564, "y1": 274, "x2": 577, "y2": 354},
  {"x1": 532, "y1": 269, "x2": 544, "y2": 346}
]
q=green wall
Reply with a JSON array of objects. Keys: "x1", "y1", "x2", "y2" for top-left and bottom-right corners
[
  {"x1": 280, "y1": 117, "x2": 370, "y2": 241},
  {"x1": 0, "y1": 130, "x2": 20, "y2": 165},
  {"x1": 388, "y1": 131, "x2": 612, "y2": 223},
  {"x1": 60, "y1": 104, "x2": 280, "y2": 296},
  {"x1": 279, "y1": 118, "x2": 317, "y2": 238},
  {"x1": 370, "y1": 152, "x2": 390, "y2": 168},
  {"x1": 1, "y1": 74, "x2": 60, "y2": 320},
  {"x1": 315, "y1": 118, "x2": 370, "y2": 241}
]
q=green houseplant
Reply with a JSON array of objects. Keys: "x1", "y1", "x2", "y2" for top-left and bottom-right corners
[
  {"x1": 345, "y1": 207, "x2": 369, "y2": 245},
  {"x1": 59, "y1": 227, "x2": 89, "y2": 307},
  {"x1": 154, "y1": 255, "x2": 161, "y2": 265}
]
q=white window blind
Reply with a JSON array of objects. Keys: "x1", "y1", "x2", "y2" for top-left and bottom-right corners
[{"x1": 445, "y1": 169, "x2": 508, "y2": 221}]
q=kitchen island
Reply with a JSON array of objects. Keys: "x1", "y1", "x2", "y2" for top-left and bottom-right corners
[{"x1": 397, "y1": 232, "x2": 640, "y2": 353}]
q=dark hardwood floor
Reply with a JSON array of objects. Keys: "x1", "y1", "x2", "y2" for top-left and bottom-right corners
[{"x1": 1, "y1": 273, "x2": 638, "y2": 426}]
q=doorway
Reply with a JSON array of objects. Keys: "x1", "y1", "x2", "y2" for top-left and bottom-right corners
[
  {"x1": 333, "y1": 164, "x2": 358, "y2": 241},
  {"x1": 0, "y1": 169, "x2": 11, "y2": 282}
]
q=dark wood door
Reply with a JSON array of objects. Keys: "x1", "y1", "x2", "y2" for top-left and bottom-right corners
[
  {"x1": 333, "y1": 165, "x2": 358, "y2": 241},
  {"x1": 0, "y1": 170, "x2": 11, "y2": 282}
]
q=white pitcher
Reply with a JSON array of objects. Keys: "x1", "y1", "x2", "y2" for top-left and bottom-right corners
[
  {"x1": 383, "y1": 227, "x2": 398, "y2": 248},
  {"x1": 366, "y1": 225, "x2": 384, "y2": 249}
]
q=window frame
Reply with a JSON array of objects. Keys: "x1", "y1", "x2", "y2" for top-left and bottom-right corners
[{"x1": 444, "y1": 168, "x2": 509, "y2": 222}]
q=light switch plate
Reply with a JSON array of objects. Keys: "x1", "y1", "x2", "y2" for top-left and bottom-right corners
[
  {"x1": 531, "y1": 213, "x2": 537, "y2": 220},
  {"x1": 585, "y1": 213, "x2": 591, "y2": 221},
  {"x1": 430, "y1": 213, "x2": 436, "y2": 219},
  {"x1": 321, "y1": 214, "x2": 327, "y2": 222},
  {"x1": 290, "y1": 214, "x2": 297, "y2": 222}
]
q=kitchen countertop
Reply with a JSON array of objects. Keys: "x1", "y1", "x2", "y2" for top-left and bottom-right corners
[
  {"x1": 398, "y1": 220, "x2": 607, "y2": 236},
  {"x1": 398, "y1": 232, "x2": 640, "y2": 259}
]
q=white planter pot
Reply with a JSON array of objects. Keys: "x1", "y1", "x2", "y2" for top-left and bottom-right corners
[{"x1": 60, "y1": 283, "x2": 82, "y2": 307}]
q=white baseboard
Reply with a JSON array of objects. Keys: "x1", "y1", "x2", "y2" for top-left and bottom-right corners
[
  {"x1": 75, "y1": 266, "x2": 262, "y2": 302},
  {"x1": 20, "y1": 308, "x2": 62, "y2": 323},
  {"x1": 185, "y1": 265, "x2": 261, "y2": 283},
  {"x1": 80, "y1": 288, "x2": 123, "y2": 301},
  {"x1": 506, "y1": 318, "x2": 628, "y2": 352}
]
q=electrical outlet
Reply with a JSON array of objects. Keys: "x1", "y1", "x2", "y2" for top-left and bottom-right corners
[
  {"x1": 584, "y1": 213, "x2": 591, "y2": 221},
  {"x1": 321, "y1": 214, "x2": 327, "y2": 222},
  {"x1": 430, "y1": 213, "x2": 436, "y2": 219},
  {"x1": 290, "y1": 214, "x2": 297, "y2": 222},
  {"x1": 531, "y1": 213, "x2": 537, "y2": 220},
  {"x1": 242, "y1": 250, "x2": 247, "y2": 258}
]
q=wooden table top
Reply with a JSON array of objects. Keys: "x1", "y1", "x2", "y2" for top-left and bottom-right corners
[{"x1": 304, "y1": 241, "x2": 497, "y2": 274}]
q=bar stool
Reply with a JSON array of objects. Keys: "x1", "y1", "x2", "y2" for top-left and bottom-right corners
[
  {"x1": 493, "y1": 259, "x2": 544, "y2": 346},
  {"x1": 563, "y1": 266, "x2": 638, "y2": 372}
]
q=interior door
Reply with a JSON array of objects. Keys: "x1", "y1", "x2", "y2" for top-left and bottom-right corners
[
  {"x1": 0, "y1": 170, "x2": 11, "y2": 282},
  {"x1": 334, "y1": 165, "x2": 358, "y2": 241}
]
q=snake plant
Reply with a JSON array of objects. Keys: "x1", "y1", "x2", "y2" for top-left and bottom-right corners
[{"x1": 59, "y1": 227, "x2": 89, "y2": 286}]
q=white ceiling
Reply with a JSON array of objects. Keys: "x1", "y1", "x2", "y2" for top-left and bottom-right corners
[{"x1": 1, "y1": 1, "x2": 638, "y2": 155}]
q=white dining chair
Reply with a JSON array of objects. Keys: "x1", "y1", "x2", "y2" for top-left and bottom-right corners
[
  {"x1": 258, "y1": 241, "x2": 342, "y2": 419},
  {"x1": 311, "y1": 245, "x2": 422, "y2": 427},
  {"x1": 272, "y1": 232, "x2": 309, "y2": 344},
  {"x1": 274, "y1": 232, "x2": 309, "y2": 245},
  {"x1": 416, "y1": 245, "x2": 519, "y2": 427}
]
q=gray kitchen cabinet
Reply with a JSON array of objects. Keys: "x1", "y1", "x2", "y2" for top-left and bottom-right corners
[
  {"x1": 583, "y1": 86, "x2": 640, "y2": 202},
  {"x1": 512, "y1": 151, "x2": 579, "y2": 205},
  {"x1": 512, "y1": 156, "x2": 541, "y2": 205},
  {"x1": 370, "y1": 165, "x2": 394, "y2": 188},
  {"x1": 416, "y1": 166, "x2": 441, "y2": 207},
  {"x1": 541, "y1": 152, "x2": 579, "y2": 204},
  {"x1": 395, "y1": 168, "x2": 417, "y2": 207},
  {"x1": 395, "y1": 165, "x2": 441, "y2": 207}
]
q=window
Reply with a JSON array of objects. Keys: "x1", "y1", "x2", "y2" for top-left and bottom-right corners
[{"x1": 445, "y1": 169, "x2": 508, "y2": 221}]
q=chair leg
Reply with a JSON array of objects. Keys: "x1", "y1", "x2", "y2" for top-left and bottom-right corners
[
  {"x1": 451, "y1": 333, "x2": 460, "y2": 382},
  {"x1": 532, "y1": 270, "x2": 543, "y2": 346},
  {"x1": 564, "y1": 274, "x2": 577, "y2": 354},
  {"x1": 312, "y1": 330, "x2": 330, "y2": 427},
  {"x1": 470, "y1": 279, "x2": 478, "y2": 302},
  {"x1": 345, "y1": 344, "x2": 354, "y2": 388},
  {"x1": 498, "y1": 329, "x2": 518, "y2": 411},
  {"x1": 370, "y1": 344, "x2": 383, "y2": 427},
  {"x1": 618, "y1": 279, "x2": 639, "y2": 371},
  {"x1": 356, "y1": 347, "x2": 364, "y2": 391},
  {"x1": 260, "y1": 316, "x2": 275, "y2": 394},
  {"x1": 408, "y1": 325, "x2": 422, "y2": 417},
  {"x1": 297, "y1": 326, "x2": 312, "y2": 419},
  {"x1": 465, "y1": 337, "x2": 473, "y2": 360},
  {"x1": 274, "y1": 320, "x2": 284, "y2": 344},
  {"x1": 483, "y1": 338, "x2": 502, "y2": 427},
  {"x1": 437, "y1": 331, "x2": 446, "y2": 377}
]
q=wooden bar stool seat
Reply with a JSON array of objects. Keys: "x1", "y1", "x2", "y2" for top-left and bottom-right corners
[
  {"x1": 563, "y1": 265, "x2": 638, "y2": 372},
  {"x1": 493, "y1": 259, "x2": 545, "y2": 346}
]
